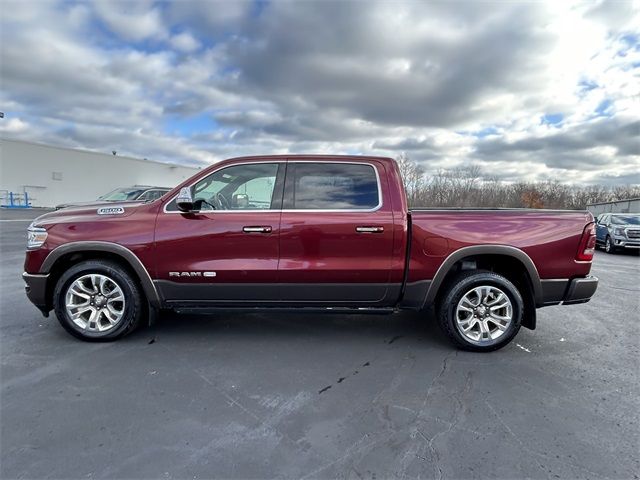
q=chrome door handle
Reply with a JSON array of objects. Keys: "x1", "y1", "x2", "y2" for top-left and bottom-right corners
[
  {"x1": 356, "y1": 226, "x2": 384, "y2": 233},
  {"x1": 243, "y1": 226, "x2": 272, "y2": 233}
]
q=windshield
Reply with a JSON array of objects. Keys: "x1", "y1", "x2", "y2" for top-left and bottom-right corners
[
  {"x1": 99, "y1": 188, "x2": 146, "y2": 201},
  {"x1": 611, "y1": 215, "x2": 640, "y2": 225}
]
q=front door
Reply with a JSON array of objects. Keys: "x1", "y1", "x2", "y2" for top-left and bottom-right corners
[
  {"x1": 277, "y1": 160, "x2": 397, "y2": 305},
  {"x1": 154, "y1": 161, "x2": 284, "y2": 304}
]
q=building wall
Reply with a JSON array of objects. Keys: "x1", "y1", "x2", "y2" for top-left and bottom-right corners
[
  {"x1": 0, "y1": 138, "x2": 201, "y2": 207},
  {"x1": 587, "y1": 198, "x2": 640, "y2": 215}
]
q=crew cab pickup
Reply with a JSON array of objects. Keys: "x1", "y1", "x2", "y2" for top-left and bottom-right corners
[{"x1": 23, "y1": 155, "x2": 598, "y2": 351}]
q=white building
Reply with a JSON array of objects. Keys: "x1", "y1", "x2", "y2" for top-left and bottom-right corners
[{"x1": 0, "y1": 138, "x2": 201, "y2": 207}]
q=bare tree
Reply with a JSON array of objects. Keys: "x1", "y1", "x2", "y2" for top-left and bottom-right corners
[
  {"x1": 394, "y1": 154, "x2": 640, "y2": 209},
  {"x1": 395, "y1": 152, "x2": 425, "y2": 206}
]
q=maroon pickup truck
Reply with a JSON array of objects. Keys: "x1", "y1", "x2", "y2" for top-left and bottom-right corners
[{"x1": 23, "y1": 155, "x2": 598, "y2": 351}]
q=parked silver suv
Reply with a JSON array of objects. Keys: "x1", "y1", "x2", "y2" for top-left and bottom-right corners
[
  {"x1": 595, "y1": 213, "x2": 640, "y2": 253},
  {"x1": 55, "y1": 185, "x2": 170, "y2": 210}
]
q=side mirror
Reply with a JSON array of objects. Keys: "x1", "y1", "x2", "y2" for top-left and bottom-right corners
[{"x1": 176, "y1": 187, "x2": 194, "y2": 212}]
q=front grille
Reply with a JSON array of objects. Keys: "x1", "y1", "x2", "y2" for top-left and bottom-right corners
[{"x1": 627, "y1": 229, "x2": 640, "y2": 239}]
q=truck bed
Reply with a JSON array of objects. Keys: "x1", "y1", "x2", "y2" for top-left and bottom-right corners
[{"x1": 408, "y1": 208, "x2": 593, "y2": 281}]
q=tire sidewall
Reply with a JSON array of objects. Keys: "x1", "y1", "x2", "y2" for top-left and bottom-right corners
[
  {"x1": 441, "y1": 272, "x2": 523, "y2": 351},
  {"x1": 53, "y1": 261, "x2": 142, "y2": 341},
  {"x1": 605, "y1": 236, "x2": 615, "y2": 254}
]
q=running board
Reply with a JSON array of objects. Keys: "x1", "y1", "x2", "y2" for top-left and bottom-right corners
[{"x1": 171, "y1": 306, "x2": 398, "y2": 315}]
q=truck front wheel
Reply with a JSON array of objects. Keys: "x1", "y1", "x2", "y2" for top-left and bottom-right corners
[
  {"x1": 437, "y1": 271, "x2": 523, "y2": 352},
  {"x1": 53, "y1": 260, "x2": 144, "y2": 341}
]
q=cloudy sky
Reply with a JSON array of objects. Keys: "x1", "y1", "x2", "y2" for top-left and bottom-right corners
[{"x1": 1, "y1": 0, "x2": 639, "y2": 184}]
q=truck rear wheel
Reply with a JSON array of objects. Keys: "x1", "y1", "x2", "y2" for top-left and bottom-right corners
[
  {"x1": 437, "y1": 270, "x2": 523, "y2": 352},
  {"x1": 53, "y1": 260, "x2": 144, "y2": 341}
]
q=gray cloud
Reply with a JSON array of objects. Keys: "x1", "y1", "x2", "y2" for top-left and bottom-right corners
[
  {"x1": 229, "y1": 2, "x2": 554, "y2": 128},
  {"x1": 597, "y1": 171, "x2": 640, "y2": 186},
  {"x1": 474, "y1": 117, "x2": 640, "y2": 169},
  {"x1": 0, "y1": 0, "x2": 638, "y2": 184}
]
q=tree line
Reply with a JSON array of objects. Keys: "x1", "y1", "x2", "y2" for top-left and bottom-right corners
[{"x1": 396, "y1": 154, "x2": 640, "y2": 210}]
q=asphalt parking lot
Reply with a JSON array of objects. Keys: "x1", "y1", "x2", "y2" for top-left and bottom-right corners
[{"x1": 1, "y1": 208, "x2": 638, "y2": 479}]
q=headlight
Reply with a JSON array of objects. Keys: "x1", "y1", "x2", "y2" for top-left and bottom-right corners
[
  {"x1": 613, "y1": 227, "x2": 625, "y2": 237},
  {"x1": 27, "y1": 225, "x2": 48, "y2": 249}
]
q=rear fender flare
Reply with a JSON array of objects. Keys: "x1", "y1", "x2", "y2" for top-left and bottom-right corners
[
  {"x1": 40, "y1": 241, "x2": 161, "y2": 308},
  {"x1": 423, "y1": 245, "x2": 543, "y2": 308}
]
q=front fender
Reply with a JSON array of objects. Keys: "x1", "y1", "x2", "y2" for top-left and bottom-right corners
[{"x1": 40, "y1": 241, "x2": 161, "y2": 308}]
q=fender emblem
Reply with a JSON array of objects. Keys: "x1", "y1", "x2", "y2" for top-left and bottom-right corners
[
  {"x1": 169, "y1": 272, "x2": 216, "y2": 277},
  {"x1": 97, "y1": 206, "x2": 125, "y2": 215}
]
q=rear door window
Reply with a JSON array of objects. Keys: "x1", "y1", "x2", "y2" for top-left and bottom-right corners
[
  {"x1": 148, "y1": 190, "x2": 167, "y2": 201},
  {"x1": 284, "y1": 162, "x2": 380, "y2": 210}
]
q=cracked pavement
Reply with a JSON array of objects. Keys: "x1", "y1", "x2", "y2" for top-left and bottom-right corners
[{"x1": 1, "y1": 209, "x2": 639, "y2": 479}]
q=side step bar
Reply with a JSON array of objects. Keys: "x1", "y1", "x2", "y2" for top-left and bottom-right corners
[{"x1": 171, "y1": 306, "x2": 398, "y2": 315}]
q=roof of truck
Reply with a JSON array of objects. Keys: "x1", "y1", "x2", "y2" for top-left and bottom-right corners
[{"x1": 224, "y1": 154, "x2": 395, "y2": 162}]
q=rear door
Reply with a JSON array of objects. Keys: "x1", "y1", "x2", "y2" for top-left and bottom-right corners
[{"x1": 277, "y1": 159, "x2": 397, "y2": 305}]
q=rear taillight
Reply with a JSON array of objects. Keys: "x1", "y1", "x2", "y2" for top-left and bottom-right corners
[{"x1": 576, "y1": 222, "x2": 596, "y2": 261}]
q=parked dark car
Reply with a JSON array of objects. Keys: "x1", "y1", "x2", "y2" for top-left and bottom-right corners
[
  {"x1": 595, "y1": 213, "x2": 640, "y2": 253},
  {"x1": 55, "y1": 186, "x2": 170, "y2": 210},
  {"x1": 24, "y1": 155, "x2": 598, "y2": 351}
]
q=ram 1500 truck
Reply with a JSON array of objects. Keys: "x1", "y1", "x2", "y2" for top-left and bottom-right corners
[{"x1": 23, "y1": 155, "x2": 598, "y2": 351}]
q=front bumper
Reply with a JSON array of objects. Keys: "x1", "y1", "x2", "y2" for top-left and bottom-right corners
[
  {"x1": 23, "y1": 272, "x2": 51, "y2": 316},
  {"x1": 612, "y1": 238, "x2": 640, "y2": 249}
]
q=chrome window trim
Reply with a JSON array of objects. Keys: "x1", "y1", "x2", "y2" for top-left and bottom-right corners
[
  {"x1": 283, "y1": 161, "x2": 382, "y2": 213},
  {"x1": 162, "y1": 160, "x2": 383, "y2": 214}
]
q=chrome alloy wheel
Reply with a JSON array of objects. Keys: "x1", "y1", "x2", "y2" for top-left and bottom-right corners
[
  {"x1": 65, "y1": 274, "x2": 126, "y2": 332},
  {"x1": 455, "y1": 286, "x2": 513, "y2": 344}
]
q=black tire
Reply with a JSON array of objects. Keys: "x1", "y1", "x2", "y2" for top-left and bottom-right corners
[
  {"x1": 437, "y1": 270, "x2": 524, "y2": 352},
  {"x1": 605, "y1": 236, "x2": 617, "y2": 254},
  {"x1": 53, "y1": 260, "x2": 144, "y2": 341}
]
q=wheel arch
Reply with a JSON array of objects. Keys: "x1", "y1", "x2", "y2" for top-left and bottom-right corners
[
  {"x1": 424, "y1": 245, "x2": 542, "y2": 329},
  {"x1": 41, "y1": 241, "x2": 161, "y2": 309}
]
